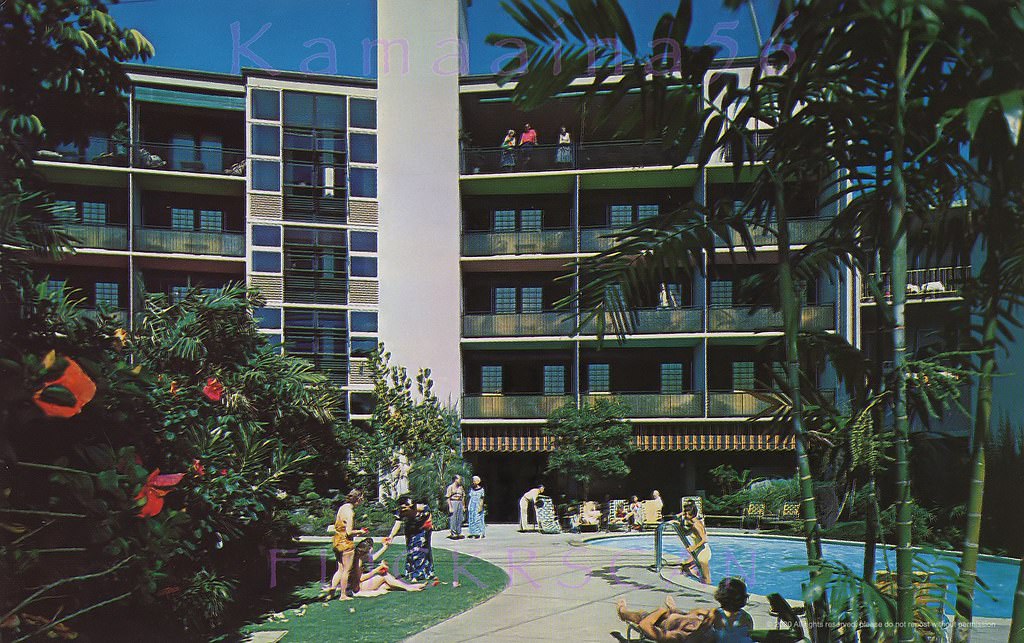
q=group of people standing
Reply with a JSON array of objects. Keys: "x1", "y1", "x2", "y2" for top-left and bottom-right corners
[
  {"x1": 500, "y1": 124, "x2": 573, "y2": 169},
  {"x1": 444, "y1": 474, "x2": 486, "y2": 539}
]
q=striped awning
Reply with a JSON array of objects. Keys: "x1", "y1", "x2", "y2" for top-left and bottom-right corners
[{"x1": 462, "y1": 425, "x2": 795, "y2": 453}]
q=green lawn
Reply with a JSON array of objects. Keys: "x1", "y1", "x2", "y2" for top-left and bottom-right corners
[{"x1": 238, "y1": 543, "x2": 508, "y2": 642}]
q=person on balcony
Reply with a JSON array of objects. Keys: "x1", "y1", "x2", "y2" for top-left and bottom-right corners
[
  {"x1": 556, "y1": 126, "x2": 573, "y2": 165},
  {"x1": 501, "y1": 130, "x2": 517, "y2": 169},
  {"x1": 519, "y1": 123, "x2": 538, "y2": 165}
]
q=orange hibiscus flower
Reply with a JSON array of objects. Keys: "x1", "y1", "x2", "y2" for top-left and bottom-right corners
[
  {"x1": 135, "y1": 469, "x2": 185, "y2": 518},
  {"x1": 33, "y1": 355, "x2": 97, "y2": 419}
]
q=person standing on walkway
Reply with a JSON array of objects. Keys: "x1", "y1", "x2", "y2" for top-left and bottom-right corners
[
  {"x1": 445, "y1": 474, "x2": 466, "y2": 539},
  {"x1": 467, "y1": 475, "x2": 486, "y2": 538},
  {"x1": 518, "y1": 483, "x2": 545, "y2": 532},
  {"x1": 500, "y1": 129, "x2": 517, "y2": 169},
  {"x1": 384, "y1": 496, "x2": 436, "y2": 582},
  {"x1": 556, "y1": 126, "x2": 573, "y2": 165},
  {"x1": 326, "y1": 489, "x2": 368, "y2": 601}
]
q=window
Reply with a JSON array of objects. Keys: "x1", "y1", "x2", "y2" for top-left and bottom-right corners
[
  {"x1": 170, "y1": 286, "x2": 191, "y2": 304},
  {"x1": 351, "y1": 256, "x2": 377, "y2": 277},
  {"x1": 81, "y1": 202, "x2": 107, "y2": 225},
  {"x1": 481, "y1": 365, "x2": 503, "y2": 394},
  {"x1": 350, "y1": 338, "x2": 378, "y2": 357},
  {"x1": 252, "y1": 160, "x2": 280, "y2": 191},
  {"x1": 251, "y1": 124, "x2": 280, "y2": 156},
  {"x1": 588, "y1": 363, "x2": 610, "y2": 393},
  {"x1": 254, "y1": 307, "x2": 282, "y2": 328},
  {"x1": 520, "y1": 287, "x2": 543, "y2": 313},
  {"x1": 283, "y1": 92, "x2": 315, "y2": 127},
  {"x1": 493, "y1": 210, "x2": 516, "y2": 232},
  {"x1": 54, "y1": 200, "x2": 77, "y2": 223},
  {"x1": 252, "y1": 225, "x2": 281, "y2": 247},
  {"x1": 638, "y1": 204, "x2": 659, "y2": 220},
  {"x1": 351, "y1": 311, "x2": 378, "y2": 333},
  {"x1": 659, "y1": 283, "x2": 683, "y2": 308},
  {"x1": 350, "y1": 133, "x2": 377, "y2": 163},
  {"x1": 710, "y1": 280, "x2": 733, "y2": 306},
  {"x1": 284, "y1": 92, "x2": 346, "y2": 130},
  {"x1": 252, "y1": 251, "x2": 281, "y2": 272},
  {"x1": 314, "y1": 94, "x2": 345, "y2": 129},
  {"x1": 46, "y1": 278, "x2": 65, "y2": 293},
  {"x1": 520, "y1": 209, "x2": 542, "y2": 231},
  {"x1": 732, "y1": 361, "x2": 756, "y2": 389},
  {"x1": 199, "y1": 209, "x2": 223, "y2": 232},
  {"x1": 350, "y1": 168, "x2": 376, "y2": 198},
  {"x1": 610, "y1": 205, "x2": 633, "y2": 227},
  {"x1": 94, "y1": 282, "x2": 119, "y2": 308},
  {"x1": 543, "y1": 365, "x2": 565, "y2": 395},
  {"x1": 350, "y1": 231, "x2": 377, "y2": 252},
  {"x1": 350, "y1": 392, "x2": 375, "y2": 415},
  {"x1": 350, "y1": 98, "x2": 376, "y2": 129},
  {"x1": 252, "y1": 89, "x2": 280, "y2": 120},
  {"x1": 171, "y1": 208, "x2": 193, "y2": 230},
  {"x1": 494, "y1": 287, "x2": 517, "y2": 313},
  {"x1": 660, "y1": 363, "x2": 684, "y2": 394}
]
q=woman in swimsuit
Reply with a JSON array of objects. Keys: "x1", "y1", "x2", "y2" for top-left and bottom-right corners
[{"x1": 680, "y1": 500, "x2": 711, "y2": 584}]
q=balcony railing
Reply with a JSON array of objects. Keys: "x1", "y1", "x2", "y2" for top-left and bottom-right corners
[
  {"x1": 582, "y1": 392, "x2": 703, "y2": 418},
  {"x1": 462, "y1": 394, "x2": 574, "y2": 419},
  {"x1": 861, "y1": 265, "x2": 970, "y2": 303},
  {"x1": 35, "y1": 137, "x2": 129, "y2": 167},
  {"x1": 462, "y1": 229, "x2": 574, "y2": 256},
  {"x1": 708, "y1": 391, "x2": 772, "y2": 417},
  {"x1": 463, "y1": 312, "x2": 575, "y2": 338},
  {"x1": 461, "y1": 139, "x2": 698, "y2": 174},
  {"x1": 134, "y1": 142, "x2": 245, "y2": 175},
  {"x1": 81, "y1": 308, "x2": 131, "y2": 327},
  {"x1": 283, "y1": 273, "x2": 348, "y2": 305},
  {"x1": 580, "y1": 307, "x2": 703, "y2": 335},
  {"x1": 134, "y1": 227, "x2": 244, "y2": 257},
  {"x1": 580, "y1": 227, "x2": 621, "y2": 252},
  {"x1": 64, "y1": 223, "x2": 128, "y2": 250},
  {"x1": 707, "y1": 303, "x2": 835, "y2": 332},
  {"x1": 715, "y1": 217, "x2": 831, "y2": 247}
]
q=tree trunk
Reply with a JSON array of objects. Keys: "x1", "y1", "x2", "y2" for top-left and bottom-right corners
[
  {"x1": 775, "y1": 184, "x2": 828, "y2": 642},
  {"x1": 890, "y1": 14, "x2": 915, "y2": 643},
  {"x1": 953, "y1": 284, "x2": 999, "y2": 642}
]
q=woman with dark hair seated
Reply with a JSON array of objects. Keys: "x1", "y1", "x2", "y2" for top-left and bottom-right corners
[
  {"x1": 712, "y1": 577, "x2": 754, "y2": 643},
  {"x1": 383, "y1": 495, "x2": 436, "y2": 582},
  {"x1": 351, "y1": 538, "x2": 427, "y2": 596}
]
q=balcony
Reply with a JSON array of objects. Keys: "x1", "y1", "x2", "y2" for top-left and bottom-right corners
[
  {"x1": 64, "y1": 223, "x2": 128, "y2": 251},
  {"x1": 708, "y1": 391, "x2": 772, "y2": 417},
  {"x1": 81, "y1": 308, "x2": 131, "y2": 327},
  {"x1": 580, "y1": 307, "x2": 704, "y2": 335},
  {"x1": 133, "y1": 142, "x2": 245, "y2": 175},
  {"x1": 461, "y1": 139, "x2": 697, "y2": 175},
  {"x1": 860, "y1": 265, "x2": 970, "y2": 303},
  {"x1": 583, "y1": 392, "x2": 703, "y2": 418},
  {"x1": 716, "y1": 217, "x2": 831, "y2": 247},
  {"x1": 707, "y1": 304, "x2": 835, "y2": 332},
  {"x1": 134, "y1": 227, "x2": 244, "y2": 257},
  {"x1": 34, "y1": 137, "x2": 129, "y2": 167},
  {"x1": 462, "y1": 229, "x2": 574, "y2": 256},
  {"x1": 579, "y1": 227, "x2": 621, "y2": 252},
  {"x1": 462, "y1": 394, "x2": 573, "y2": 419},
  {"x1": 463, "y1": 312, "x2": 575, "y2": 338}
]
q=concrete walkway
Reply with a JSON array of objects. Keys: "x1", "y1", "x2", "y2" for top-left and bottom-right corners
[{"x1": 407, "y1": 524, "x2": 1011, "y2": 643}]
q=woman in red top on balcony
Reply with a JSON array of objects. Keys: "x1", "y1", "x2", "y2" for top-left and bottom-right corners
[{"x1": 519, "y1": 123, "x2": 538, "y2": 166}]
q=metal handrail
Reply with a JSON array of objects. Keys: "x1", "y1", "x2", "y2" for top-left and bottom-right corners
[
  {"x1": 134, "y1": 226, "x2": 244, "y2": 256},
  {"x1": 861, "y1": 265, "x2": 971, "y2": 302},
  {"x1": 461, "y1": 138, "x2": 699, "y2": 174}
]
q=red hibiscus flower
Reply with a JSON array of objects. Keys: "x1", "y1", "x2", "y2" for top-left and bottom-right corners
[
  {"x1": 202, "y1": 377, "x2": 224, "y2": 402},
  {"x1": 33, "y1": 354, "x2": 97, "y2": 419},
  {"x1": 192, "y1": 459, "x2": 205, "y2": 477},
  {"x1": 135, "y1": 468, "x2": 184, "y2": 518}
]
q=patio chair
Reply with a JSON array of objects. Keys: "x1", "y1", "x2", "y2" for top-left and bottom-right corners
[
  {"x1": 578, "y1": 500, "x2": 601, "y2": 532},
  {"x1": 606, "y1": 499, "x2": 629, "y2": 531},
  {"x1": 741, "y1": 502, "x2": 768, "y2": 530},
  {"x1": 639, "y1": 500, "x2": 663, "y2": 530},
  {"x1": 764, "y1": 501, "x2": 800, "y2": 528},
  {"x1": 535, "y1": 495, "x2": 562, "y2": 534},
  {"x1": 875, "y1": 570, "x2": 948, "y2": 642}
]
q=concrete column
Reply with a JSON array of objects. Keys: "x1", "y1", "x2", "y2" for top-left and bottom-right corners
[{"x1": 377, "y1": 0, "x2": 463, "y2": 400}]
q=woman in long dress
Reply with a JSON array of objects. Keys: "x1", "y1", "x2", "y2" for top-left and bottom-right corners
[
  {"x1": 384, "y1": 495, "x2": 436, "y2": 582},
  {"x1": 467, "y1": 475, "x2": 486, "y2": 538}
]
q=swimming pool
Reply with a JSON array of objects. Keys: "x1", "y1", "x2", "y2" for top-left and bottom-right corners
[{"x1": 589, "y1": 533, "x2": 1018, "y2": 619}]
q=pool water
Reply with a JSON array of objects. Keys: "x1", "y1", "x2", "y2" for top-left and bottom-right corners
[{"x1": 590, "y1": 534, "x2": 1018, "y2": 618}]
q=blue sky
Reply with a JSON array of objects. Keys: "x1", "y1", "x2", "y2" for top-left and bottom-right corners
[{"x1": 109, "y1": 0, "x2": 779, "y2": 77}]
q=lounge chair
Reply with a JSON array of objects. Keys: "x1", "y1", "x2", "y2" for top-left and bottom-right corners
[
  {"x1": 577, "y1": 500, "x2": 601, "y2": 532},
  {"x1": 741, "y1": 502, "x2": 768, "y2": 530},
  {"x1": 606, "y1": 499, "x2": 629, "y2": 531},
  {"x1": 749, "y1": 593, "x2": 805, "y2": 642},
  {"x1": 764, "y1": 501, "x2": 800, "y2": 528},
  {"x1": 535, "y1": 495, "x2": 562, "y2": 534}
]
